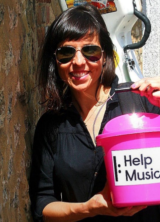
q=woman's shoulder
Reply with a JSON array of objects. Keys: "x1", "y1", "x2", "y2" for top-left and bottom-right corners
[
  {"x1": 39, "y1": 109, "x2": 66, "y2": 121},
  {"x1": 36, "y1": 109, "x2": 66, "y2": 132}
]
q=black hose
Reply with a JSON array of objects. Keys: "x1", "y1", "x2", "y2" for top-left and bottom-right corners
[{"x1": 124, "y1": 9, "x2": 151, "y2": 52}]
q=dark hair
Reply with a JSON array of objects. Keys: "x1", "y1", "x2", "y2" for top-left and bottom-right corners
[{"x1": 38, "y1": 3, "x2": 115, "y2": 112}]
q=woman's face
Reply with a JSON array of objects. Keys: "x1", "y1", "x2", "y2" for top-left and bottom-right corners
[{"x1": 56, "y1": 33, "x2": 106, "y2": 96}]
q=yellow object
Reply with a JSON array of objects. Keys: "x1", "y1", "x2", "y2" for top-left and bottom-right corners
[
  {"x1": 66, "y1": 0, "x2": 74, "y2": 7},
  {"x1": 113, "y1": 50, "x2": 119, "y2": 68}
]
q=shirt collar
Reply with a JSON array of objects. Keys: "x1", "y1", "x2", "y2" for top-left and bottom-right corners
[
  {"x1": 107, "y1": 75, "x2": 119, "y2": 105},
  {"x1": 66, "y1": 75, "x2": 119, "y2": 113}
]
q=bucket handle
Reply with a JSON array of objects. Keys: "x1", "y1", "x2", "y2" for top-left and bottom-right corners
[{"x1": 123, "y1": 7, "x2": 151, "y2": 52}]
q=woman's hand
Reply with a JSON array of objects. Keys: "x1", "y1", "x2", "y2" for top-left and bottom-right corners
[
  {"x1": 131, "y1": 77, "x2": 160, "y2": 107},
  {"x1": 42, "y1": 182, "x2": 147, "y2": 222},
  {"x1": 87, "y1": 182, "x2": 147, "y2": 217}
]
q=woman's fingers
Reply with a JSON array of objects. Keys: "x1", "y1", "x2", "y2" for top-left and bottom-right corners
[
  {"x1": 131, "y1": 77, "x2": 160, "y2": 107},
  {"x1": 153, "y1": 90, "x2": 160, "y2": 98},
  {"x1": 89, "y1": 181, "x2": 148, "y2": 217},
  {"x1": 131, "y1": 77, "x2": 160, "y2": 91}
]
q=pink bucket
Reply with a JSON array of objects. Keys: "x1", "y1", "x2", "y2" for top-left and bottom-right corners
[{"x1": 96, "y1": 113, "x2": 160, "y2": 207}]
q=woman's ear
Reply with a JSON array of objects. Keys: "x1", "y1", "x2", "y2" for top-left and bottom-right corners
[{"x1": 103, "y1": 52, "x2": 107, "y2": 66}]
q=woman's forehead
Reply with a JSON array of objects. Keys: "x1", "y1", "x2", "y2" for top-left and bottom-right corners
[{"x1": 58, "y1": 32, "x2": 100, "y2": 47}]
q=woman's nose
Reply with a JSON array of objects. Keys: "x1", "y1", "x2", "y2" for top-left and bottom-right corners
[{"x1": 72, "y1": 50, "x2": 86, "y2": 65}]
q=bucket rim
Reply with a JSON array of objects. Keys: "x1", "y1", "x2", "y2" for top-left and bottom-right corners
[{"x1": 96, "y1": 127, "x2": 160, "y2": 142}]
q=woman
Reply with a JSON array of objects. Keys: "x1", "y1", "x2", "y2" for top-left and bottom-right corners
[{"x1": 29, "y1": 3, "x2": 160, "y2": 222}]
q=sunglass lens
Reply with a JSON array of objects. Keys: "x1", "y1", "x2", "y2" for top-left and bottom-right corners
[
  {"x1": 56, "y1": 47, "x2": 75, "y2": 63},
  {"x1": 82, "y1": 46, "x2": 102, "y2": 62}
]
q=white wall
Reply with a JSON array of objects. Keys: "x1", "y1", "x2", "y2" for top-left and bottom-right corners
[{"x1": 142, "y1": 0, "x2": 160, "y2": 77}]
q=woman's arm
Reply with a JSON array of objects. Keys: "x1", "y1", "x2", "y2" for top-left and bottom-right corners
[
  {"x1": 43, "y1": 201, "x2": 91, "y2": 222},
  {"x1": 42, "y1": 183, "x2": 146, "y2": 222},
  {"x1": 29, "y1": 112, "x2": 61, "y2": 221}
]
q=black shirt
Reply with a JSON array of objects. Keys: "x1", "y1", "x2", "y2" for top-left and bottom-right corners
[{"x1": 29, "y1": 77, "x2": 160, "y2": 222}]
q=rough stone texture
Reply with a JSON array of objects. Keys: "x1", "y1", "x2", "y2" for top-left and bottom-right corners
[
  {"x1": 0, "y1": 0, "x2": 61, "y2": 221},
  {"x1": 0, "y1": 0, "x2": 154, "y2": 221},
  {"x1": 131, "y1": 1, "x2": 160, "y2": 77},
  {"x1": 142, "y1": 0, "x2": 160, "y2": 77}
]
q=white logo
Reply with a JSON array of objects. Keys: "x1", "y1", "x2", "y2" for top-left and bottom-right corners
[{"x1": 112, "y1": 147, "x2": 160, "y2": 186}]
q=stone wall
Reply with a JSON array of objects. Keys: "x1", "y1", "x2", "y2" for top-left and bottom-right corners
[
  {"x1": 142, "y1": 0, "x2": 160, "y2": 77},
  {"x1": 132, "y1": 0, "x2": 160, "y2": 77},
  {"x1": 0, "y1": 0, "x2": 61, "y2": 221},
  {"x1": 0, "y1": 0, "x2": 155, "y2": 221}
]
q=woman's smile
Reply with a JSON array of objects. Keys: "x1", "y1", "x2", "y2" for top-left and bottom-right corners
[{"x1": 70, "y1": 71, "x2": 89, "y2": 80}]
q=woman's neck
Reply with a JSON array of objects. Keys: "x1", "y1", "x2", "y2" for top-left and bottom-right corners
[{"x1": 71, "y1": 85, "x2": 111, "y2": 120}]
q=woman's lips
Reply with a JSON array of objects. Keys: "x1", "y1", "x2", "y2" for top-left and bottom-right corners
[{"x1": 70, "y1": 71, "x2": 89, "y2": 80}]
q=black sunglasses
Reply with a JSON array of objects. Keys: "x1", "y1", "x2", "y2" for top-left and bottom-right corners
[{"x1": 54, "y1": 45, "x2": 103, "y2": 64}]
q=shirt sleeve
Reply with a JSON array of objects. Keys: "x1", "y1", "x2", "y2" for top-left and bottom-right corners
[{"x1": 29, "y1": 112, "x2": 60, "y2": 222}]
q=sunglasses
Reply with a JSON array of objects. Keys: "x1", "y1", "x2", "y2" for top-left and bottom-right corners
[{"x1": 54, "y1": 45, "x2": 103, "y2": 64}]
